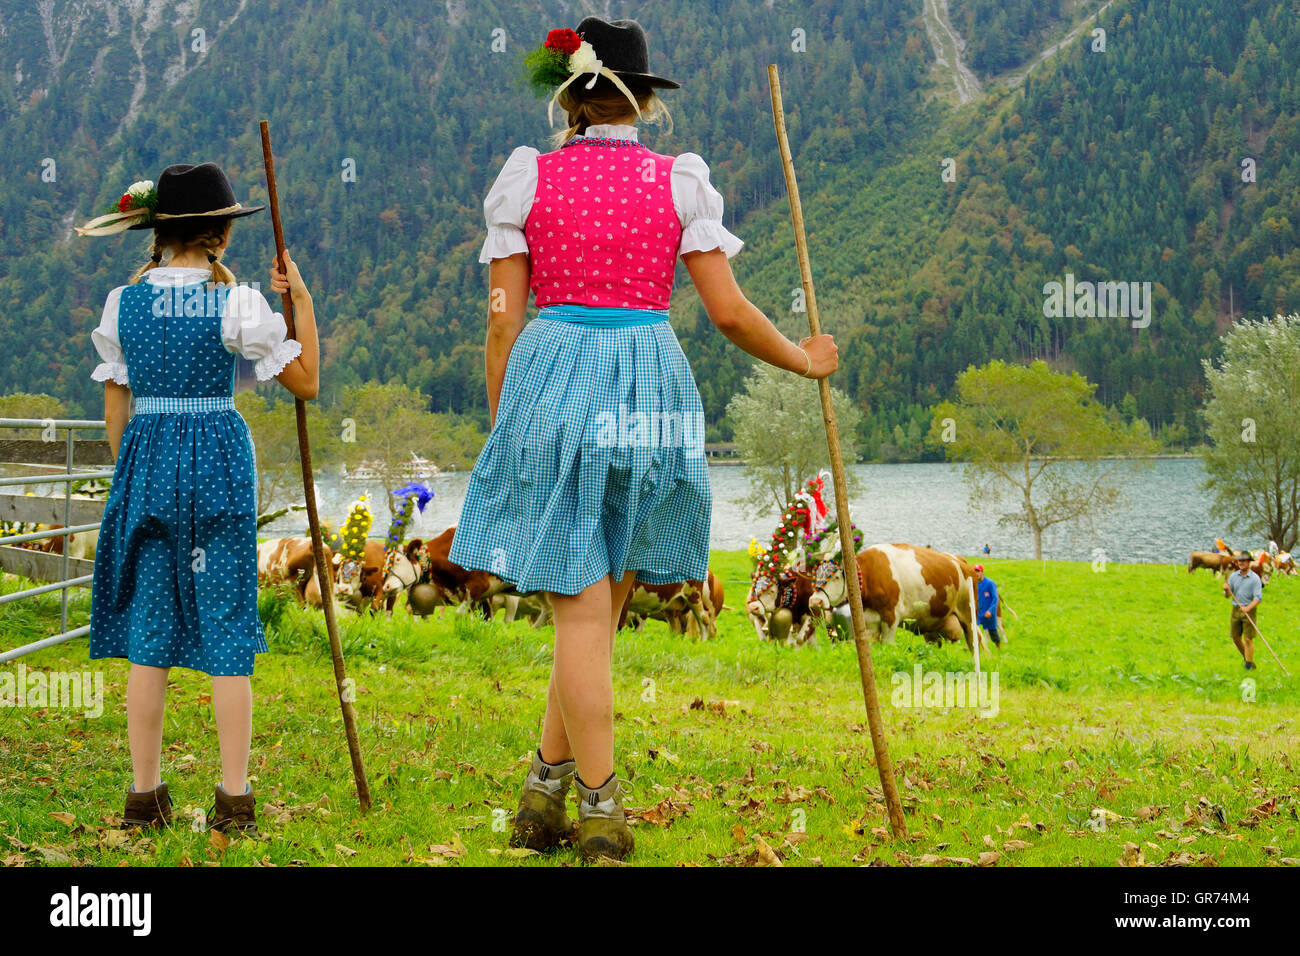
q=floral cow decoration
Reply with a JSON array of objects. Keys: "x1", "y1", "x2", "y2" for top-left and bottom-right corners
[{"x1": 745, "y1": 473, "x2": 863, "y2": 645}]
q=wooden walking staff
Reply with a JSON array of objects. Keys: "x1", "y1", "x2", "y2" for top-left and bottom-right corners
[
  {"x1": 259, "y1": 120, "x2": 372, "y2": 812},
  {"x1": 1231, "y1": 597, "x2": 1291, "y2": 677},
  {"x1": 767, "y1": 66, "x2": 906, "y2": 838}
]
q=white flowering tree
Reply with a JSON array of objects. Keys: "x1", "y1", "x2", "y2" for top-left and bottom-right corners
[{"x1": 726, "y1": 363, "x2": 861, "y2": 516}]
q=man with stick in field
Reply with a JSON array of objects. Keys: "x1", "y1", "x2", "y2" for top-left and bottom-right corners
[
  {"x1": 972, "y1": 564, "x2": 1003, "y2": 648},
  {"x1": 1224, "y1": 550, "x2": 1262, "y2": 671}
]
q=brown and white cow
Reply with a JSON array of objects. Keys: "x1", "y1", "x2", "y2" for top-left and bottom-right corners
[
  {"x1": 305, "y1": 539, "x2": 418, "y2": 613},
  {"x1": 402, "y1": 527, "x2": 550, "y2": 624},
  {"x1": 618, "y1": 571, "x2": 725, "y2": 639},
  {"x1": 746, "y1": 567, "x2": 818, "y2": 644},
  {"x1": 808, "y1": 544, "x2": 982, "y2": 653},
  {"x1": 1188, "y1": 551, "x2": 1231, "y2": 575},
  {"x1": 259, "y1": 536, "x2": 414, "y2": 614},
  {"x1": 257, "y1": 536, "x2": 318, "y2": 599}
]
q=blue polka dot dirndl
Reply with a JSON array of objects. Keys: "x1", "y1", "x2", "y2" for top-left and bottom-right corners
[{"x1": 89, "y1": 282, "x2": 268, "y2": 676}]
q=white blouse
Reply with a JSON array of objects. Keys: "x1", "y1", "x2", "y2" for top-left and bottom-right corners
[
  {"x1": 479, "y1": 123, "x2": 745, "y2": 263},
  {"x1": 91, "y1": 267, "x2": 303, "y2": 386}
]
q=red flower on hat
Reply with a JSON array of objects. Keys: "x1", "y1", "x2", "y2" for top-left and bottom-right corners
[
  {"x1": 118, "y1": 194, "x2": 135, "y2": 212},
  {"x1": 545, "y1": 28, "x2": 582, "y2": 55}
]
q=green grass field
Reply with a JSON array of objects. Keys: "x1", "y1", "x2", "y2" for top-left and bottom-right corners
[{"x1": 2, "y1": 553, "x2": 1298, "y2": 867}]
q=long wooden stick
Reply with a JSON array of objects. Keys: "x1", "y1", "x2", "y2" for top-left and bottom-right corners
[
  {"x1": 767, "y1": 66, "x2": 906, "y2": 838},
  {"x1": 1231, "y1": 598, "x2": 1291, "y2": 676},
  {"x1": 260, "y1": 120, "x2": 372, "y2": 812}
]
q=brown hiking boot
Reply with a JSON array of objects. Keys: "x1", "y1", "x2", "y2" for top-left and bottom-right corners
[
  {"x1": 210, "y1": 785, "x2": 258, "y2": 837},
  {"x1": 121, "y1": 782, "x2": 173, "y2": 830},
  {"x1": 575, "y1": 773, "x2": 634, "y2": 862},
  {"x1": 511, "y1": 751, "x2": 576, "y2": 851}
]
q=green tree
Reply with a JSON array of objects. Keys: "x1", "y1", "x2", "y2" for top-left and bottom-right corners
[
  {"x1": 930, "y1": 360, "x2": 1158, "y2": 559},
  {"x1": 337, "y1": 381, "x2": 483, "y2": 520},
  {"x1": 1201, "y1": 314, "x2": 1300, "y2": 551},
  {"x1": 726, "y1": 364, "x2": 861, "y2": 516},
  {"x1": 235, "y1": 391, "x2": 342, "y2": 526},
  {"x1": 0, "y1": 393, "x2": 68, "y2": 439}
]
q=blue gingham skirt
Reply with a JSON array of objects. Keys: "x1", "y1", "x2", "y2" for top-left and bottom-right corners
[{"x1": 449, "y1": 307, "x2": 711, "y2": 595}]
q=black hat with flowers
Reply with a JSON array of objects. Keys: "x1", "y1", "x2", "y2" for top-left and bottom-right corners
[
  {"x1": 75, "y1": 162, "x2": 264, "y2": 236},
  {"x1": 573, "y1": 18, "x2": 679, "y2": 89},
  {"x1": 524, "y1": 18, "x2": 678, "y2": 125}
]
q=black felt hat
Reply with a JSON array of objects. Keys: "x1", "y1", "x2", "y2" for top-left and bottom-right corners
[
  {"x1": 575, "y1": 17, "x2": 679, "y2": 90},
  {"x1": 130, "y1": 162, "x2": 264, "y2": 230}
]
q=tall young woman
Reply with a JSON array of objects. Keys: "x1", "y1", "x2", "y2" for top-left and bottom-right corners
[{"x1": 449, "y1": 18, "x2": 837, "y2": 860}]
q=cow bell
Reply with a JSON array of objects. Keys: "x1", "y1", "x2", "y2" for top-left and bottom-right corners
[
  {"x1": 769, "y1": 607, "x2": 794, "y2": 643},
  {"x1": 408, "y1": 582, "x2": 440, "y2": 616}
]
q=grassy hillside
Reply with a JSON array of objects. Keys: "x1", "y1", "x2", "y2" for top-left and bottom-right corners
[{"x1": 2, "y1": 553, "x2": 1297, "y2": 866}]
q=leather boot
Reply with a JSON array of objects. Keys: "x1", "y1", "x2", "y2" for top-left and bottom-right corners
[
  {"x1": 511, "y1": 750, "x2": 576, "y2": 851},
  {"x1": 575, "y1": 773, "x2": 634, "y2": 862},
  {"x1": 121, "y1": 782, "x2": 173, "y2": 830},
  {"x1": 210, "y1": 784, "x2": 258, "y2": 837}
]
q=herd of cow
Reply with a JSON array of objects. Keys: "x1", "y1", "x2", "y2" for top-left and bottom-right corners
[
  {"x1": 256, "y1": 526, "x2": 994, "y2": 655},
  {"x1": 256, "y1": 526, "x2": 727, "y2": 637},
  {"x1": 1188, "y1": 544, "x2": 1296, "y2": 582}
]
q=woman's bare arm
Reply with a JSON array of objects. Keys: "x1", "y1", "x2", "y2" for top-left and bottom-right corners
[
  {"x1": 486, "y1": 253, "x2": 530, "y2": 427},
  {"x1": 682, "y1": 248, "x2": 837, "y2": 378},
  {"x1": 104, "y1": 382, "x2": 131, "y2": 459},
  {"x1": 270, "y1": 249, "x2": 319, "y2": 401}
]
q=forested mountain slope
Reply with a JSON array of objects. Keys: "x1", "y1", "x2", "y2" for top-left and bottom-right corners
[{"x1": 2, "y1": 0, "x2": 1297, "y2": 459}]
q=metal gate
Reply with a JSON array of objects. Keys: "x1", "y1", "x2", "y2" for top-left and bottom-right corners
[{"x1": 0, "y1": 417, "x2": 113, "y2": 662}]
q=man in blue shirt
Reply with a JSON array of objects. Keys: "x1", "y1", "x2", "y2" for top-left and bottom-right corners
[
  {"x1": 1224, "y1": 550, "x2": 1263, "y2": 670},
  {"x1": 972, "y1": 564, "x2": 1002, "y2": 647}
]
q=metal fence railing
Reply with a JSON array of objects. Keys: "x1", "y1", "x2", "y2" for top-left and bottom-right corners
[{"x1": 0, "y1": 417, "x2": 114, "y2": 662}]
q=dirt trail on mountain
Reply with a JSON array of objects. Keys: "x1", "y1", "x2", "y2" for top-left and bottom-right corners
[
  {"x1": 922, "y1": 0, "x2": 982, "y2": 104},
  {"x1": 922, "y1": 0, "x2": 1121, "y2": 103}
]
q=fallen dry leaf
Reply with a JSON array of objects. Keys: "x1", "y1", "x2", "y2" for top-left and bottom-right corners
[
  {"x1": 428, "y1": 834, "x2": 468, "y2": 859},
  {"x1": 754, "y1": 835, "x2": 783, "y2": 867},
  {"x1": 1118, "y1": 842, "x2": 1146, "y2": 867},
  {"x1": 977, "y1": 851, "x2": 1000, "y2": 867},
  {"x1": 48, "y1": 812, "x2": 76, "y2": 827}
]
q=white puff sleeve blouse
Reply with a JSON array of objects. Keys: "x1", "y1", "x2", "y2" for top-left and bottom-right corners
[
  {"x1": 222, "y1": 283, "x2": 303, "y2": 381},
  {"x1": 477, "y1": 124, "x2": 745, "y2": 264},
  {"x1": 90, "y1": 286, "x2": 130, "y2": 386},
  {"x1": 89, "y1": 267, "x2": 303, "y2": 385}
]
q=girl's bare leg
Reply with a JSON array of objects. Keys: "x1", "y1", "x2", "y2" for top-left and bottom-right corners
[
  {"x1": 544, "y1": 572, "x2": 638, "y2": 784},
  {"x1": 211, "y1": 675, "x2": 252, "y2": 795},
  {"x1": 126, "y1": 664, "x2": 170, "y2": 792}
]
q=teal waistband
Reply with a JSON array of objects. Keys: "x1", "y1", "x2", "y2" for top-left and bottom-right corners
[
  {"x1": 537, "y1": 304, "x2": 669, "y2": 328},
  {"x1": 135, "y1": 396, "x2": 235, "y2": 414}
]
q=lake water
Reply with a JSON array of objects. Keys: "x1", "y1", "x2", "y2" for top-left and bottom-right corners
[{"x1": 265, "y1": 458, "x2": 1227, "y2": 564}]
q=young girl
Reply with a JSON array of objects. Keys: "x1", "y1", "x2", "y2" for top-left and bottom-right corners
[
  {"x1": 449, "y1": 18, "x2": 838, "y2": 860},
  {"x1": 78, "y1": 162, "x2": 319, "y2": 835}
]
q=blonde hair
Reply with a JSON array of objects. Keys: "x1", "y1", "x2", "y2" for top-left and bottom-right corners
[
  {"x1": 130, "y1": 217, "x2": 237, "y2": 287},
  {"x1": 550, "y1": 83, "x2": 673, "y2": 149}
]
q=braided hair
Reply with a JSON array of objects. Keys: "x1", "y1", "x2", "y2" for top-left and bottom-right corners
[{"x1": 129, "y1": 217, "x2": 237, "y2": 286}]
